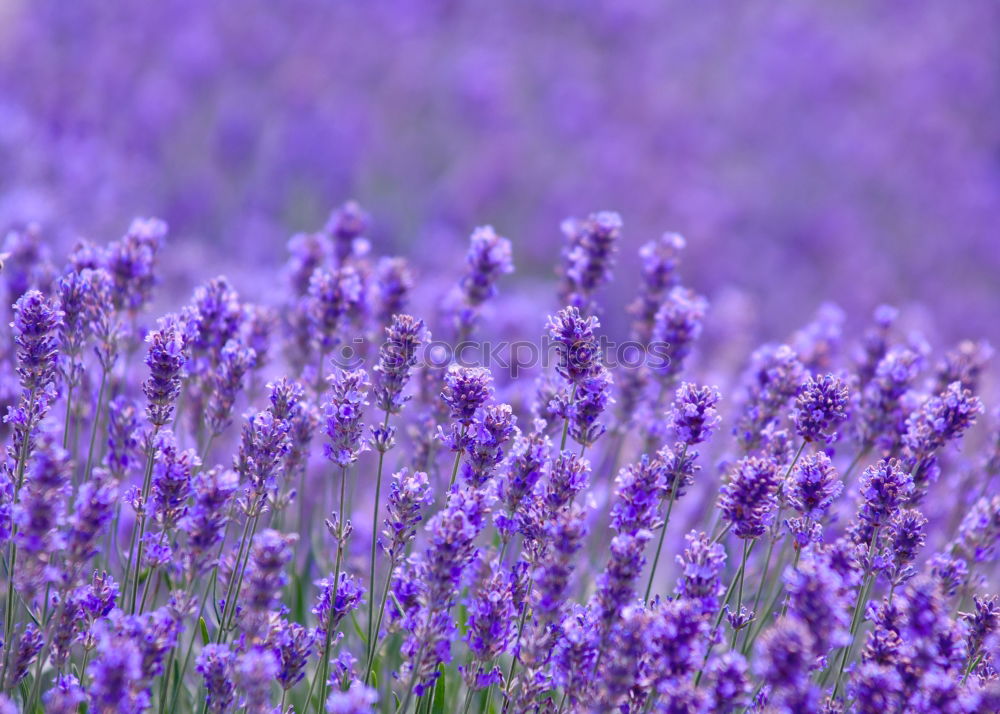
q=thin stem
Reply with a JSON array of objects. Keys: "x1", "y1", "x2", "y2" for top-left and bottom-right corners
[
  {"x1": 367, "y1": 409, "x2": 392, "y2": 675},
  {"x1": 126, "y1": 430, "x2": 160, "y2": 614},
  {"x1": 363, "y1": 563, "x2": 398, "y2": 686},
  {"x1": 693, "y1": 543, "x2": 750, "y2": 687},
  {"x1": 831, "y1": 528, "x2": 880, "y2": 699},
  {"x1": 83, "y1": 368, "x2": 109, "y2": 483},
  {"x1": 643, "y1": 444, "x2": 688, "y2": 602},
  {"x1": 311, "y1": 466, "x2": 348, "y2": 712}
]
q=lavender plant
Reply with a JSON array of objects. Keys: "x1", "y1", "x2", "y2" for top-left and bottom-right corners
[{"x1": 0, "y1": 206, "x2": 996, "y2": 714}]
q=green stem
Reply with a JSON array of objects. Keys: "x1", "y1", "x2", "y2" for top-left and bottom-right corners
[
  {"x1": 831, "y1": 528, "x2": 880, "y2": 699},
  {"x1": 643, "y1": 445, "x2": 687, "y2": 602},
  {"x1": 368, "y1": 410, "x2": 392, "y2": 662},
  {"x1": 126, "y1": 430, "x2": 160, "y2": 614},
  {"x1": 83, "y1": 368, "x2": 109, "y2": 483}
]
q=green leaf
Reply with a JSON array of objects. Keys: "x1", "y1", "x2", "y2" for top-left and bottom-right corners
[
  {"x1": 431, "y1": 668, "x2": 446, "y2": 714},
  {"x1": 199, "y1": 616, "x2": 210, "y2": 645}
]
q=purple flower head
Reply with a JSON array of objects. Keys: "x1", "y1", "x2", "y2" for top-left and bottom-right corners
[
  {"x1": 459, "y1": 225, "x2": 514, "y2": 308},
  {"x1": 884, "y1": 508, "x2": 927, "y2": 585},
  {"x1": 674, "y1": 531, "x2": 727, "y2": 616},
  {"x1": 326, "y1": 680, "x2": 378, "y2": 714},
  {"x1": 269, "y1": 619, "x2": 316, "y2": 691},
  {"x1": 237, "y1": 647, "x2": 280, "y2": 714},
  {"x1": 105, "y1": 217, "x2": 166, "y2": 313},
  {"x1": 853, "y1": 458, "x2": 912, "y2": 546},
  {"x1": 240, "y1": 303, "x2": 277, "y2": 369},
  {"x1": 185, "y1": 276, "x2": 244, "y2": 370},
  {"x1": 235, "y1": 408, "x2": 291, "y2": 501},
  {"x1": 55, "y1": 269, "x2": 95, "y2": 372},
  {"x1": 791, "y1": 303, "x2": 845, "y2": 372},
  {"x1": 628, "y1": 232, "x2": 686, "y2": 343},
  {"x1": 6, "y1": 623, "x2": 43, "y2": 688},
  {"x1": 66, "y1": 467, "x2": 118, "y2": 570},
  {"x1": 182, "y1": 466, "x2": 238, "y2": 575},
  {"x1": 567, "y1": 366, "x2": 613, "y2": 447},
  {"x1": 707, "y1": 652, "x2": 751, "y2": 714},
  {"x1": 925, "y1": 553, "x2": 969, "y2": 598},
  {"x1": 533, "y1": 501, "x2": 589, "y2": 617},
  {"x1": 313, "y1": 571, "x2": 365, "y2": 636},
  {"x1": 611, "y1": 455, "x2": 668, "y2": 536},
  {"x1": 782, "y1": 550, "x2": 851, "y2": 658},
  {"x1": 854, "y1": 304, "x2": 899, "y2": 387},
  {"x1": 733, "y1": 344, "x2": 805, "y2": 453},
  {"x1": 11, "y1": 289, "x2": 62, "y2": 395},
  {"x1": 856, "y1": 346, "x2": 923, "y2": 451},
  {"x1": 207, "y1": 338, "x2": 256, "y2": 436},
  {"x1": 792, "y1": 373, "x2": 850, "y2": 444},
  {"x1": 551, "y1": 604, "x2": 599, "y2": 701},
  {"x1": 325, "y1": 199, "x2": 370, "y2": 264},
  {"x1": 373, "y1": 313, "x2": 427, "y2": 414},
  {"x1": 285, "y1": 231, "x2": 329, "y2": 297},
  {"x1": 88, "y1": 636, "x2": 146, "y2": 713},
  {"x1": 595, "y1": 530, "x2": 652, "y2": 633},
  {"x1": 143, "y1": 313, "x2": 188, "y2": 427},
  {"x1": 267, "y1": 376, "x2": 305, "y2": 422},
  {"x1": 2, "y1": 224, "x2": 54, "y2": 307},
  {"x1": 718, "y1": 456, "x2": 780, "y2": 540},
  {"x1": 669, "y1": 382, "x2": 722, "y2": 446},
  {"x1": 382, "y1": 468, "x2": 432, "y2": 563},
  {"x1": 753, "y1": 617, "x2": 816, "y2": 691},
  {"x1": 105, "y1": 395, "x2": 141, "y2": 480},
  {"x1": 495, "y1": 424, "x2": 549, "y2": 536},
  {"x1": 15, "y1": 435, "x2": 71, "y2": 591},
  {"x1": 322, "y1": 367, "x2": 371, "y2": 467},
  {"x1": 953, "y1": 494, "x2": 1000, "y2": 564},
  {"x1": 651, "y1": 286, "x2": 708, "y2": 383},
  {"x1": 308, "y1": 265, "x2": 363, "y2": 351},
  {"x1": 904, "y1": 381, "x2": 983, "y2": 458},
  {"x1": 462, "y1": 562, "x2": 516, "y2": 687},
  {"x1": 462, "y1": 403, "x2": 516, "y2": 487},
  {"x1": 374, "y1": 256, "x2": 414, "y2": 324},
  {"x1": 559, "y1": 210, "x2": 622, "y2": 312},
  {"x1": 547, "y1": 306, "x2": 602, "y2": 385},
  {"x1": 150, "y1": 430, "x2": 199, "y2": 530},
  {"x1": 785, "y1": 452, "x2": 842, "y2": 521},
  {"x1": 847, "y1": 662, "x2": 903, "y2": 714},
  {"x1": 196, "y1": 644, "x2": 237, "y2": 714},
  {"x1": 935, "y1": 338, "x2": 994, "y2": 393},
  {"x1": 243, "y1": 529, "x2": 296, "y2": 617},
  {"x1": 544, "y1": 450, "x2": 590, "y2": 514},
  {"x1": 962, "y1": 595, "x2": 1000, "y2": 658},
  {"x1": 440, "y1": 365, "x2": 493, "y2": 426},
  {"x1": 43, "y1": 675, "x2": 85, "y2": 714}
]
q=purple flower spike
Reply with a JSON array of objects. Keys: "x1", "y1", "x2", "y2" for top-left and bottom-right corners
[{"x1": 792, "y1": 373, "x2": 850, "y2": 444}]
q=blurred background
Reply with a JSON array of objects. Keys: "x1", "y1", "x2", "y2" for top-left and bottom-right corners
[{"x1": 1, "y1": 0, "x2": 999, "y2": 344}]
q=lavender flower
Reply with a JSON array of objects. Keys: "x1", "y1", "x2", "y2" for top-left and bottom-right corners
[
  {"x1": 185, "y1": 276, "x2": 244, "y2": 370},
  {"x1": 66, "y1": 467, "x2": 118, "y2": 570},
  {"x1": 43, "y1": 675, "x2": 86, "y2": 714},
  {"x1": 883, "y1": 508, "x2": 927, "y2": 585},
  {"x1": 207, "y1": 338, "x2": 256, "y2": 435},
  {"x1": 313, "y1": 572, "x2": 365, "y2": 637},
  {"x1": 326, "y1": 680, "x2": 378, "y2": 714},
  {"x1": 452, "y1": 226, "x2": 513, "y2": 335},
  {"x1": 782, "y1": 550, "x2": 851, "y2": 659},
  {"x1": 142, "y1": 314, "x2": 188, "y2": 427},
  {"x1": 461, "y1": 403, "x2": 516, "y2": 486},
  {"x1": 105, "y1": 396, "x2": 141, "y2": 479},
  {"x1": 674, "y1": 531, "x2": 727, "y2": 616},
  {"x1": 669, "y1": 382, "x2": 722, "y2": 446},
  {"x1": 326, "y1": 199, "x2": 370, "y2": 264},
  {"x1": 309, "y1": 266, "x2": 363, "y2": 351},
  {"x1": 733, "y1": 344, "x2": 806, "y2": 453},
  {"x1": 610, "y1": 455, "x2": 669, "y2": 536},
  {"x1": 234, "y1": 409, "x2": 291, "y2": 503},
  {"x1": 718, "y1": 456, "x2": 780, "y2": 540},
  {"x1": 559, "y1": 210, "x2": 622, "y2": 312},
  {"x1": 792, "y1": 373, "x2": 850, "y2": 444},
  {"x1": 14, "y1": 435, "x2": 71, "y2": 593},
  {"x1": 11, "y1": 289, "x2": 62, "y2": 395},
  {"x1": 594, "y1": 531, "x2": 651, "y2": 634},
  {"x1": 495, "y1": 424, "x2": 549, "y2": 538},
  {"x1": 237, "y1": 647, "x2": 280, "y2": 714},
  {"x1": 440, "y1": 365, "x2": 493, "y2": 427},
  {"x1": 628, "y1": 232, "x2": 686, "y2": 344},
  {"x1": 322, "y1": 368, "x2": 371, "y2": 467},
  {"x1": 196, "y1": 644, "x2": 237, "y2": 713},
  {"x1": 567, "y1": 366, "x2": 613, "y2": 447},
  {"x1": 547, "y1": 306, "x2": 601, "y2": 385},
  {"x1": 856, "y1": 347, "x2": 922, "y2": 451},
  {"x1": 903, "y1": 381, "x2": 983, "y2": 463},
  {"x1": 182, "y1": 467, "x2": 238, "y2": 575},
  {"x1": 381, "y1": 469, "x2": 432, "y2": 564},
  {"x1": 105, "y1": 217, "x2": 165, "y2": 313},
  {"x1": 270, "y1": 619, "x2": 316, "y2": 691},
  {"x1": 242, "y1": 529, "x2": 296, "y2": 619},
  {"x1": 544, "y1": 450, "x2": 590, "y2": 514},
  {"x1": 785, "y1": 452, "x2": 842, "y2": 521},
  {"x1": 651, "y1": 286, "x2": 708, "y2": 384},
  {"x1": 462, "y1": 562, "x2": 516, "y2": 689},
  {"x1": 852, "y1": 458, "x2": 912, "y2": 546},
  {"x1": 4, "y1": 623, "x2": 43, "y2": 688},
  {"x1": 373, "y1": 314, "x2": 426, "y2": 414},
  {"x1": 150, "y1": 430, "x2": 198, "y2": 530},
  {"x1": 374, "y1": 256, "x2": 414, "y2": 325}
]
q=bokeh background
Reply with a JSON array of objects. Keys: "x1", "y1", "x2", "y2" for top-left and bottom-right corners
[{"x1": 1, "y1": 0, "x2": 999, "y2": 344}]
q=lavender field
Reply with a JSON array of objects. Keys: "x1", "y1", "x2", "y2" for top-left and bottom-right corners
[{"x1": 1, "y1": 1, "x2": 999, "y2": 713}]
